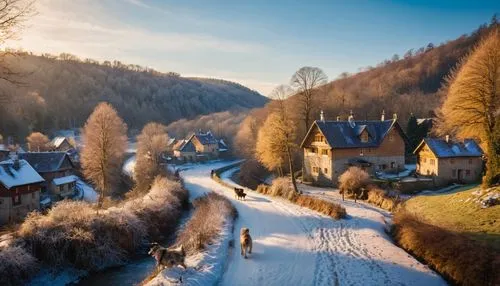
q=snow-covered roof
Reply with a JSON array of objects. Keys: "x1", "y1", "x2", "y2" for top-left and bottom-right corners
[
  {"x1": 0, "y1": 159, "x2": 45, "y2": 189},
  {"x1": 415, "y1": 138, "x2": 483, "y2": 158},
  {"x1": 19, "y1": 152, "x2": 74, "y2": 173},
  {"x1": 301, "y1": 119, "x2": 406, "y2": 149},
  {"x1": 194, "y1": 131, "x2": 218, "y2": 145},
  {"x1": 52, "y1": 175, "x2": 78, "y2": 186},
  {"x1": 218, "y1": 139, "x2": 228, "y2": 151},
  {"x1": 51, "y1": 137, "x2": 68, "y2": 148}
]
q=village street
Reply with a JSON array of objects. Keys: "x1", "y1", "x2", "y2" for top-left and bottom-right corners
[{"x1": 180, "y1": 161, "x2": 446, "y2": 286}]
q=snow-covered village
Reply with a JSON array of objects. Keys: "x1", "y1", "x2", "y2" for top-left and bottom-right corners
[{"x1": 0, "y1": 1, "x2": 499, "y2": 286}]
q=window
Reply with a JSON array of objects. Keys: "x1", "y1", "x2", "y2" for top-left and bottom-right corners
[
  {"x1": 312, "y1": 167, "x2": 319, "y2": 174},
  {"x1": 452, "y1": 169, "x2": 457, "y2": 178},
  {"x1": 430, "y1": 159, "x2": 435, "y2": 165},
  {"x1": 390, "y1": 162, "x2": 395, "y2": 169},
  {"x1": 314, "y1": 134, "x2": 324, "y2": 142},
  {"x1": 360, "y1": 148, "x2": 364, "y2": 156},
  {"x1": 321, "y1": 149, "x2": 328, "y2": 156},
  {"x1": 466, "y1": 170, "x2": 471, "y2": 176},
  {"x1": 310, "y1": 148, "x2": 318, "y2": 154},
  {"x1": 422, "y1": 158, "x2": 427, "y2": 163},
  {"x1": 12, "y1": 194, "x2": 21, "y2": 206},
  {"x1": 361, "y1": 132, "x2": 369, "y2": 143},
  {"x1": 324, "y1": 168, "x2": 328, "y2": 173}
]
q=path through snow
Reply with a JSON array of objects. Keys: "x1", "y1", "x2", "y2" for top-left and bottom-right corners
[{"x1": 181, "y1": 162, "x2": 446, "y2": 286}]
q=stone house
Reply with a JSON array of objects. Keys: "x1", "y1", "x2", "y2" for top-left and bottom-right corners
[
  {"x1": 19, "y1": 152, "x2": 76, "y2": 201},
  {"x1": 413, "y1": 137, "x2": 483, "y2": 185},
  {"x1": 173, "y1": 131, "x2": 222, "y2": 162},
  {"x1": 301, "y1": 112, "x2": 407, "y2": 186},
  {"x1": 0, "y1": 159, "x2": 44, "y2": 224}
]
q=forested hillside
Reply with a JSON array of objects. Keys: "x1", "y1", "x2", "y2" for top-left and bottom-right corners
[
  {"x1": 235, "y1": 21, "x2": 497, "y2": 159},
  {"x1": 0, "y1": 53, "x2": 268, "y2": 139}
]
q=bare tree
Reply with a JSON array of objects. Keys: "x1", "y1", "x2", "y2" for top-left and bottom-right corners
[
  {"x1": 0, "y1": 0, "x2": 36, "y2": 86},
  {"x1": 440, "y1": 28, "x2": 500, "y2": 187},
  {"x1": 81, "y1": 102, "x2": 127, "y2": 209},
  {"x1": 290, "y1": 66, "x2": 328, "y2": 131},
  {"x1": 256, "y1": 85, "x2": 299, "y2": 193},
  {"x1": 26, "y1": 131, "x2": 49, "y2": 151},
  {"x1": 134, "y1": 122, "x2": 169, "y2": 192}
]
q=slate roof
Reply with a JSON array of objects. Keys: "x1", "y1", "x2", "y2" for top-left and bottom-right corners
[
  {"x1": 19, "y1": 152, "x2": 74, "y2": 173},
  {"x1": 414, "y1": 138, "x2": 483, "y2": 158},
  {"x1": 301, "y1": 119, "x2": 405, "y2": 149},
  {"x1": 0, "y1": 159, "x2": 44, "y2": 189},
  {"x1": 194, "y1": 131, "x2": 218, "y2": 145},
  {"x1": 51, "y1": 137, "x2": 68, "y2": 148},
  {"x1": 179, "y1": 139, "x2": 196, "y2": 152}
]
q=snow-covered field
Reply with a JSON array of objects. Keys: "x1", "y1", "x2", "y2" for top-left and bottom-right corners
[{"x1": 178, "y1": 162, "x2": 446, "y2": 286}]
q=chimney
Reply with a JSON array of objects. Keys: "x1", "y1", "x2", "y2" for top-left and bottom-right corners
[
  {"x1": 320, "y1": 110, "x2": 325, "y2": 122},
  {"x1": 348, "y1": 110, "x2": 356, "y2": 128},
  {"x1": 11, "y1": 152, "x2": 20, "y2": 170},
  {"x1": 381, "y1": 110, "x2": 385, "y2": 121},
  {"x1": 393, "y1": 113, "x2": 398, "y2": 120},
  {"x1": 336, "y1": 116, "x2": 340, "y2": 121},
  {"x1": 445, "y1": 135, "x2": 450, "y2": 143}
]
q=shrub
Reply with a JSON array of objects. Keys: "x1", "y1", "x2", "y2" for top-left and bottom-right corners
[
  {"x1": 175, "y1": 193, "x2": 237, "y2": 255},
  {"x1": 338, "y1": 167, "x2": 371, "y2": 202},
  {"x1": 366, "y1": 186, "x2": 401, "y2": 211},
  {"x1": 294, "y1": 195, "x2": 347, "y2": 219},
  {"x1": 15, "y1": 176, "x2": 187, "y2": 273},
  {"x1": 238, "y1": 159, "x2": 270, "y2": 189},
  {"x1": 392, "y1": 211, "x2": 500, "y2": 286},
  {"x1": 256, "y1": 179, "x2": 346, "y2": 220},
  {"x1": 0, "y1": 246, "x2": 38, "y2": 286}
]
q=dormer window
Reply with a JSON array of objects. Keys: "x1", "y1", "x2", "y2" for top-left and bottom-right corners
[{"x1": 314, "y1": 134, "x2": 324, "y2": 142}]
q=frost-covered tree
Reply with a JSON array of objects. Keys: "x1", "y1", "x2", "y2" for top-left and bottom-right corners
[
  {"x1": 81, "y1": 102, "x2": 127, "y2": 208},
  {"x1": 26, "y1": 132, "x2": 49, "y2": 151},
  {"x1": 338, "y1": 167, "x2": 370, "y2": 202},
  {"x1": 440, "y1": 28, "x2": 500, "y2": 187},
  {"x1": 134, "y1": 122, "x2": 169, "y2": 193}
]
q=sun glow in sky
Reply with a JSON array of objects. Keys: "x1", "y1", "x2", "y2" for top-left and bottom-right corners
[{"x1": 8, "y1": 0, "x2": 499, "y2": 95}]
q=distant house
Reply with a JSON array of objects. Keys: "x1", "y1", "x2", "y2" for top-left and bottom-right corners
[
  {"x1": 301, "y1": 111, "x2": 407, "y2": 186},
  {"x1": 50, "y1": 136, "x2": 74, "y2": 152},
  {"x1": 173, "y1": 131, "x2": 222, "y2": 162},
  {"x1": 0, "y1": 159, "x2": 44, "y2": 224},
  {"x1": 19, "y1": 152, "x2": 76, "y2": 201},
  {"x1": 413, "y1": 137, "x2": 483, "y2": 185}
]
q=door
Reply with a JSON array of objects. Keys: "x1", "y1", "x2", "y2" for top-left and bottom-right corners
[{"x1": 457, "y1": 169, "x2": 464, "y2": 183}]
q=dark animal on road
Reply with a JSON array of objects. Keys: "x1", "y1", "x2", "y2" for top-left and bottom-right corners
[
  {"x1": 148, "y1": 243, "x2": 186, "y2": 270},
  {"x1": 234, "y1": 187, "x2": 247, "y2": 200}
]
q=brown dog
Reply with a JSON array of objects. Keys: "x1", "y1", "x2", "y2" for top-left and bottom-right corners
[
  {"x1": 234, "y1": 188, "x2": 247, "y2": 200},
  {"x1": 148, "y1": 243, "x2": 187, "y2": 270},
  {"x1": 240, "y1": 227, "x2": 252, "y2": 259}
]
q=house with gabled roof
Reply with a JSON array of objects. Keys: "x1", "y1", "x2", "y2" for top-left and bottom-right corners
[
  {"x1": 50, "y1": 136, "x2": 74, "y2": 152},
  {"x1": 301, "y1": 111, "x2": 407, "y2": 186},
  {"x1": 18, "y1": 152, "x2": 76, "y2": 200},
  {"x1": 0, "y1": 159, "x2": 44, "y2": 224},
  {"x1": 173, "y1": 130, "x2": 223, "y2": 162},
  {"x1": 413, "y1": 137, "x2": 483, "y2": 185}
]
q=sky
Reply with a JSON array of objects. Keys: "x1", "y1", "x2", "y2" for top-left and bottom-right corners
[{"x1": 6, "y1": 0, "x2": 499, "y2": 96}]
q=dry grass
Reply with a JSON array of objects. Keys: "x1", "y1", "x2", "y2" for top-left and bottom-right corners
[
  {"x1": 175, "y1": 193, "x2": 237, "y2": 255},
  {"x1": 257, "y1": 178, "x2": 346, "y2": 220},
  {"x1": 403, "y1": 186, "x2": 500, "y2": 247},
  {"x1": 392, "y1": 211, "x2": 500, "y2": 286},
  {"x1": 9, "y1": 176, "x2": 187, "y2": 278},
  {"x1": 0, "y1": 246, "x2": 39, "y2": 286},
  {"x1": 366, "y1": 186, "x2": 402, "y2": 212}
]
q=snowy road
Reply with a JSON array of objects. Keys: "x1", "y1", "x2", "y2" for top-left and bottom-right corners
[{"x1": 181, "y1": 162, "x2": 446, "y2": 286}]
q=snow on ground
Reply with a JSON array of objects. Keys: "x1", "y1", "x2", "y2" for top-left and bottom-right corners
[
  {"x1": 177, "y1": 162, "x2": 445, "y2": 286},
  {"x1": 77, "y1": 178, "x2": 98, "y2": 203},
  {"x1": 123, "y1": 155, "x2": 136, "y2": 177},
  {"x1": 376, "y1": 164, "x2": 416, "y2": 180}
]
